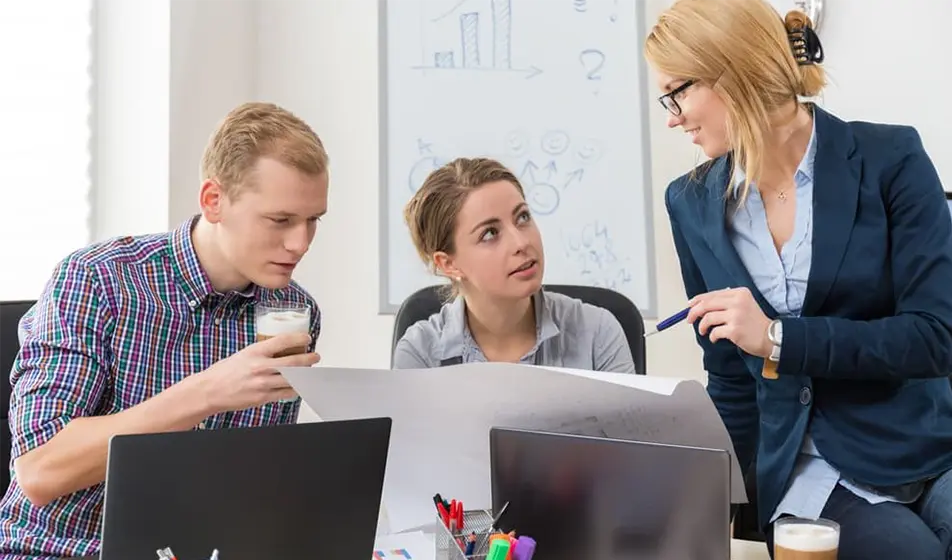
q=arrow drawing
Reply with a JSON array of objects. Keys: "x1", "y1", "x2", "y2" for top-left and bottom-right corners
[
  {"x1": 411, "y1": 64, "x2": 543, "y2": 79},
  {"x1": 563, "y1": 168, "x2": 584, "y2": 189},
  {"x1": 521, "y1": 160, "x2": 540, "y2": 184}
]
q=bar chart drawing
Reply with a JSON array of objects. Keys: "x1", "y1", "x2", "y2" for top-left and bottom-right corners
[
  {"x1": 413, "y1": 0, "x2": 541, "y2": 78},
  {"x1": 491, "y1": 0, "x2": 511, "y2": 69},
  {"x1": 460, "y1": 12, "x2": 480, "y2": 67}
]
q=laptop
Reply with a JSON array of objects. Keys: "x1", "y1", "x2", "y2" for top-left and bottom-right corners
[
  {"x1": 100, "y1": 418, "x2": 392, "y2": 560},
  {"x1": 489, "y1": 427, "x2": 731, "y2": 560}
]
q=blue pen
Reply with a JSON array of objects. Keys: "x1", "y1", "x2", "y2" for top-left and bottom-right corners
[{"x1": 643, "y1": 307, "x2": 690, "y2": 337}]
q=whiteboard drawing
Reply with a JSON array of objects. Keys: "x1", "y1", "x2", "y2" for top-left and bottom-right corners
[
  {"x1": 561, "y1": 220, "x2": 634, "y2": 292},
  {"x1": 382, "y1": 0, "x2": 656, "y2": 316},
  {"x1": 413, "y1": 0, "x2": 543, "y2": 78},
  {"x1": 406, "y1": 129, "x2": 599, "y2": 216}
]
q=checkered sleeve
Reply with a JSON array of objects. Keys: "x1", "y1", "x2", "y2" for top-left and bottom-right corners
[
  {"x1": 307, "y1": 299, "x2": 322, "y2": 352},
  {"x1": 8, "y1": 257, "x2": 114, "y2": 460}
]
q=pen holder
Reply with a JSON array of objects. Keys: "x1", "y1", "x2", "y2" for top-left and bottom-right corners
[{"x1": 435, "y1": 509, "x2": 496, "y2": 560}]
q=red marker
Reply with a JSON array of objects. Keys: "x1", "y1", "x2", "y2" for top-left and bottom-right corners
[
  {"x1": 457, "y1": 500, "x2": 465, "y2": 530},
  {"x1": 437, "y1": 501, "x2": 451, "y2": 528}
]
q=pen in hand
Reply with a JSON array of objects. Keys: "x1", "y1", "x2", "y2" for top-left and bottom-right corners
[
  {"x1": 645, "y1": 287, "x2": 733, "y2": 338},
  {"x1": 643, "y1": 307, "x2": 689, "y2": 337}
]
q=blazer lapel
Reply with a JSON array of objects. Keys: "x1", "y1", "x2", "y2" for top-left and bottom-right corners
[
  {"x1": 699, "y1": 158, "x2": 779, "y2": 318},
  {"x1": 801, "y1": 107, "x2": 863, "y2": 316}
]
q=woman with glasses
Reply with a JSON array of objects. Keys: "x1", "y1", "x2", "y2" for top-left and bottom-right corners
[{"x1": 645, "y1": 0, "x2": 952, "y2": 558}]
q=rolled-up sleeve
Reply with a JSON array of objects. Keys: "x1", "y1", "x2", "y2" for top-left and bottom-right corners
[{"x1": 9, "y1": 258, "x2": 114, "y2": 460}]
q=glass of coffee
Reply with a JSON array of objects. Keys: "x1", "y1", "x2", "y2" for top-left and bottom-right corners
[
  {"x1": 774, "y1": 517, "x2": 839, "y2": 560},
  {"x1": 255, "y1": 302, "x2": 311, "y2": 357}
]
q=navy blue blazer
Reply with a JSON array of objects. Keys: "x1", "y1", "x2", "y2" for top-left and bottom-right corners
[{"x1": 665, "y1": 106, "x2": 952, "y2": 529}]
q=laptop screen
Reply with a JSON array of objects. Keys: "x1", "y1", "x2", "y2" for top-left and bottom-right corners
[
  {"x1": 489, "y1": 428, "x2": 731, "y2": 560},
  {"x1": 101, "y1": 419, "x2": 391, "y2": 560}
]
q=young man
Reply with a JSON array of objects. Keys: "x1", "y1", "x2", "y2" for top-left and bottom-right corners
[{"x1": 0, "y1": 102, "x2": 328, "y2": 559}]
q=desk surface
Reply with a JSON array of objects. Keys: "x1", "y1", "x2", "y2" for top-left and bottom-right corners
[
  {"x1": 66, "y1": 539, "x2": 769, "y2": 560},
  {"x1": 731, "y1": 538, "x2": 770, "y2": 559}
]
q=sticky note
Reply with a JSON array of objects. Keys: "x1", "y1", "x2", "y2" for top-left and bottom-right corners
[{"x1": 486, "y1": 538, "x2": 511, "y2": 560}]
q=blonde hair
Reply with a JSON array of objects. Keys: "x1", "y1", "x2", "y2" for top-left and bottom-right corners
[
  {"x1": 645, "y1": 0, "x2": 825, "y2": 201},
  {"x1": 404, "y1": 157, "x2": 525, "y2": 296},
  {"x1": 201, "y1": 102, "x2": 329, "y2": 198}
]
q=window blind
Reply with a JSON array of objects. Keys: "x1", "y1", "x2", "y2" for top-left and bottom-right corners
[{"x1": 0, "y1": 1, "x2": 94, "y2": 301}]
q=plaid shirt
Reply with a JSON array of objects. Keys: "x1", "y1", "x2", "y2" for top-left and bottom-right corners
[{"x1": 0, "y1": 217, "x2": 320, "y2": 559}]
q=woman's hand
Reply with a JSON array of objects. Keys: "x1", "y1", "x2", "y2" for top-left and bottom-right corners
[{"x1": 687, "y1": 287, "x2": 772, "y2": 358}]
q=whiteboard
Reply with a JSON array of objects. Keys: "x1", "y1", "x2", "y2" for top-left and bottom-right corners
[{"x1": 379, "y1": 0, "x2": 656, "y2": 316}]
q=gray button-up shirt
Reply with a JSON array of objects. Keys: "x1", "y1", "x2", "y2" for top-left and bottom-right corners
[{"x1": 393, "y1": 290, "x2": 635, "y2": 373}]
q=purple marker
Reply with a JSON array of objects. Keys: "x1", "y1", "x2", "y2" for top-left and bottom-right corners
[{"x1": 512, "y1": 536, "x2": 536, "y2": 560}]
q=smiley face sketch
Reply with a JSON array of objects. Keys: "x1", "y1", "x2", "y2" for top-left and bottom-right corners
[
  {"x1": 540, "y1": 130, "x2": 570, "y2": 156},
  {"x1": 504, "y1": 130, "x2": 531, "y2": 158},
  {"x1": 527, "y1": 182, "x2": 560, "y2": 216},
  {"x1": 574, "y1": 138, "x2": 604, "y2": 165}
]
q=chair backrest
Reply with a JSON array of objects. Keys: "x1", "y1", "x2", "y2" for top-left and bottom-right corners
[
  {"x1": 0, "y1": 300, "x2": 36, "y2": 496},
  {"x1": 390, "y1": 285, "x2": 647, "y2": 374}
]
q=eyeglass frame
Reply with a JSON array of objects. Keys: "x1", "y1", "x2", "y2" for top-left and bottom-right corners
[{"x1": 657, "y1": 80, "x2": 696, "y2": 116}]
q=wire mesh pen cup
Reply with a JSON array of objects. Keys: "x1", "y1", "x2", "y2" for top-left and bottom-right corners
[{"x1": 435, "y1": 509, "x2": 497, "y2": 560}]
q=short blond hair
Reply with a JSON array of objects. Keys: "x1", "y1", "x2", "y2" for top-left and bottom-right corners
[
  {"x1": 645, "y1": 0, "x2": 825, "y2": 201},
  {"x1": 201, "y1": 102, "x2": 329, "y2": 197}
]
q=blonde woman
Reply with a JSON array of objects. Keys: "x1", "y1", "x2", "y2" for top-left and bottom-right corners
[
  {"x1": 646, "y1": 0, "x2": 952, "y2": 558},
  {"x1": 393, "y1": 157, "x2": 635, "y2": 373}
]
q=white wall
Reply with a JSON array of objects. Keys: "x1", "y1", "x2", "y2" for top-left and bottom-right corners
[
  {"x1": 93, "y1": 0, "x2": 258, "y2": 239},
  {"x1": 93, "y1": 0, "x2": 171, "y2": 240},
  {"x1": 93, "y1": 0, "x2": 952, "y2": 385}
]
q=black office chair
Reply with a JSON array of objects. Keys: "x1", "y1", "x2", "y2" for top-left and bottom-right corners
[
  {"x1": 0, "y1": 300, "x2": 36, "y2": 497},
  {"x1": 390, "y1": 284, "x2": 647, "y2": 374}
]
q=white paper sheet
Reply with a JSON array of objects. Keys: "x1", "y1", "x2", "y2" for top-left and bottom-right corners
[
  {"x1": 372, "y1": 531, "x2": 435, "y2": 560},
  {"x1": 280, "y1": 363, "x2": 746, "y2": 533}
]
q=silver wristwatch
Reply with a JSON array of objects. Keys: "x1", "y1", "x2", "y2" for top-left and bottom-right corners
[{"x1": 767, "y1": 319, "x2": 783, "y2": 362}]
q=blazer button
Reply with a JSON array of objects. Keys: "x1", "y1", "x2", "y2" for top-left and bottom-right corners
[{"x1": 799, "y1": 387, "x2": 812, "y2": 406}]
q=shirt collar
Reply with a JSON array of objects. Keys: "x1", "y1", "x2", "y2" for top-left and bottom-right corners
[
  {"x1": 732, "y1": 114, "x2": 817, "y2": 191},
  {"x1": 168, "y1": 215, "x2": 255, "y2": 312},
  {"x1": 438, "y1": 290, "x2": 561, "y2": 360}
]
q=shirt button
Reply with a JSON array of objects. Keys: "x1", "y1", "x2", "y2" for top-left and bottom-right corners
[
  {"x1": 799, "y1": 387, "x2": 812, "y2": 406},
  {"x1": 188, "y1": 300, "x2": 197, "y2": 308},
  {"x1": 198, "y1": 421, "x2": 206, "y2": 430},
  {"x1": 214, "y1": 317, "x2": 222, "y2": 326}
]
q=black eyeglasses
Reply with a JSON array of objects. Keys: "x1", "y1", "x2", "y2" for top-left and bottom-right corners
[{"x1": 658, "y1": 80, "x2": 695, "y2": 116}]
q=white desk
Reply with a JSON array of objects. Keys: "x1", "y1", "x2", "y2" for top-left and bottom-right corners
[
  {"x1": 376, "y1": 530, "x2": 770, "y2": 559},
  {"x1": 731, "y1": 538, "x2": 770, "y2": 559}
]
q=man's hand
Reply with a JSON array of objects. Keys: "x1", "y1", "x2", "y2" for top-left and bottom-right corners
[
  {"x1": 14, "y1": 332, "x2": 320, "y2": 507},
  {"x1": 197, "y1": 333, "x2": 321, "y2": 414}
]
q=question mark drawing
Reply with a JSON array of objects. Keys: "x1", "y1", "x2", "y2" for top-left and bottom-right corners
[{"x1": 579, "y1": 49, "x2": 606, "y2": 81}]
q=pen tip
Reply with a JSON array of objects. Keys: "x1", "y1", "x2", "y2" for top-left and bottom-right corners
[{"x1": 643, "y1": 330, "x2": 657, "y2": 338}]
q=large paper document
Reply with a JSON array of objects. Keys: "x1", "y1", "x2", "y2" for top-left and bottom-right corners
[{"x1": 280, "y1": 363, "x2": 746, "y2": 532}]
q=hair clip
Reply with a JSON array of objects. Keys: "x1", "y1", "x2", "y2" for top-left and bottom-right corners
[{"x1": 788, "y1": 26, "x2": 824, "y2": 65}]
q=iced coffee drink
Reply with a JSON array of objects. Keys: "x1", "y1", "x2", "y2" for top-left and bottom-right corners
[{"x1": 255, "y1": 302, "x2": 310, "y2": 357}]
